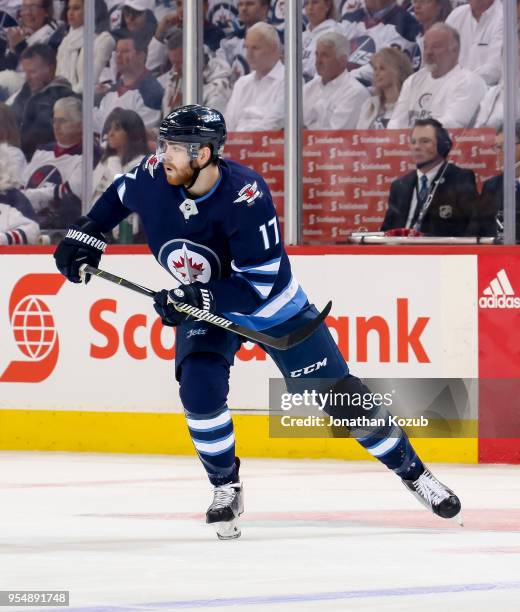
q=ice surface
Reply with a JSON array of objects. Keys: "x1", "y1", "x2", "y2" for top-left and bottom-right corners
[{"x1": 1, "y1": 452, "x2": 519, "y2": 611}]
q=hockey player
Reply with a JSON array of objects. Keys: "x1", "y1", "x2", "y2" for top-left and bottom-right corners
[{"x1": 53, "y1": 105, "x2": 461, "y2": 539}]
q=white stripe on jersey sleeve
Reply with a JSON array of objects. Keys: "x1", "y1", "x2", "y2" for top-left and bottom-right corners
[
  {"x1": 116, "y1": 181, "x2": 126, "y2": 202},
  {"x1": 231, "y1": 257, "x2": 281, "y2": 275},
  {"x1": 234, "y1": 273, "x2": 274, "y2": 299},
  {"x1": 250, "y1": 282, "x2": 273, "y2": 298},
  {"x1": 230, "y1": 275, "x2": 300, "y2": 319}
]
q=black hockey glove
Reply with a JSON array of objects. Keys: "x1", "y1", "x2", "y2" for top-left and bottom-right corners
[
  {"x1": 54, "y1": 216, "x2": 108, "y2": 283},
  {"x1": 153, "y1": 284, "x2": 215, "y2": 327}
]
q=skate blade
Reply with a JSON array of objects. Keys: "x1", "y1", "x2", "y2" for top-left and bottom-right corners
[
  {"x1": 213, "y1": 518, "x2": 241, "y2": 540},
  {"x1": 452, "y1": 512, "x2": 464, "y2": 527}
]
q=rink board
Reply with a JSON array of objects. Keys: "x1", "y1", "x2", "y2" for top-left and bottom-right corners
[{"x1": 0, "y1": 246, "x2": 519, "y2": 463}]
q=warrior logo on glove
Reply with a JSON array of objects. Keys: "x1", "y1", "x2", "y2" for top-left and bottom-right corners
[{"x1": 53, "y1": 217, "x2": 108, "y2": 283}]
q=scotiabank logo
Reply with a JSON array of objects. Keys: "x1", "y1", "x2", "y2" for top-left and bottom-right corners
[
  {"x1": 0, "y1": 274, "x2": 66, "y2": 383},
  {"x1": 479, "y1": 268, "x2": 520, "y2": 309},
  {"x1": 2, "y1": 291, "x2": 429, "y2": 373},
  {"x1": 88, "y1": 297, "x2": 431, "y2": 364}
]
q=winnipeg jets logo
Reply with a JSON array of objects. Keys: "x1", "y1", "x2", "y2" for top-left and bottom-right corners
[
  {"x1": 159, "y1": 239, "x2": 221, "y2": 284},
  {"x1": 143, "y1": 154, "x2": 160, "y2": 178},
  {"x1": 171, "y1": 243, "x2": 205, "y2": 283},
  {"x1": 27, "y1": 164, "x2": 62, "y2": 189},
  {"x1": 234, "y1": 181, "x2": 261, "y2": 205},
  {"x1": 201, "y1": 112, "x2": 222, "y2": 123},
  {"x1": 173, "y1": 254, "x2": 205, "y2": 281}
]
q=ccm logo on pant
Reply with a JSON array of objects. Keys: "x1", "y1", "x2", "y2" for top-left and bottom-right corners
[{"x1": 290, "y1": 357, "x2": 327, "y2": 378}]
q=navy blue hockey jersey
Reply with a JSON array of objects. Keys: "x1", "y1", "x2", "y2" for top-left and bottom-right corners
[{"x1": 87, "y1": 156, "x2": 308, "y2": 331}]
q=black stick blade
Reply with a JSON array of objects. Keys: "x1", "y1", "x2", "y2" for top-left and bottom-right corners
[{"x1": 273, "y1": 301, "x2": 332, "y2": 350}]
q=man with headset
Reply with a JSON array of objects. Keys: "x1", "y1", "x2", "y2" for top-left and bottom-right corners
[{"x1": 381, "y1": 118, "x2": 479, "y2": 237}]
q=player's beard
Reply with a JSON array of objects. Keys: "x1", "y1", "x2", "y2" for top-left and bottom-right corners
[{"x1": 164, "y1": 163, "x2": 196, "y2": 186}]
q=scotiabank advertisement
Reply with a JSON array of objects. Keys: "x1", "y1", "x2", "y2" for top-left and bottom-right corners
[{"x1": 0, "y1": 252, "x2": 478, "y2": 413}]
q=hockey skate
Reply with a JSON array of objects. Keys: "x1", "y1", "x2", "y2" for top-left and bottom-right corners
[
  {"x1": 402, "y1": 468, "x2": 463, "y2": 525},
  {"x1": 206, "y1": 461, "x2": 244, "y2": 540}
]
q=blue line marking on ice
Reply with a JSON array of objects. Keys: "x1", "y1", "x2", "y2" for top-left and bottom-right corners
[{"x1": 29, "y1": 581, "x2": 520, "y2": 611}]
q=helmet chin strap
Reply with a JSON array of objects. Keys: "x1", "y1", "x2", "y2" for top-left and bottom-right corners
[{"x1": 184, "y1": 156, "x2": 214, "y2": 191}]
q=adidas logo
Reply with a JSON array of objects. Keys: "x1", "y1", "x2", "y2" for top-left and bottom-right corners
[{"x1": 479, "y1": 269, "x2": 520, "y2": 309}]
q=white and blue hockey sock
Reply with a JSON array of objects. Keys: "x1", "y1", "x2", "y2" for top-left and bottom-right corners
[
  {"x1": 350, "y1": 406, "x2": 424, "y2": 481},
  {"x1": 328, "y1": 376, "x2": 424, "y2": 481},
  {"x1": 185, "y1": 407, "x2": 237, "y2": 486},
  {"x1": 179, "y1": 353, "x2": 238, "y2": 486}
]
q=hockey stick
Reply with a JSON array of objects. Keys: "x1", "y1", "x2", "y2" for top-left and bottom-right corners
[{"x1": 80, "y1": 264, "x2": 332, "y2": 350}]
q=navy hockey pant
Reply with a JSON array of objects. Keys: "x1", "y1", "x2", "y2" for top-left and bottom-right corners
[{"x1": 176, "y1": 303, "x2": 423, "y2": 486}]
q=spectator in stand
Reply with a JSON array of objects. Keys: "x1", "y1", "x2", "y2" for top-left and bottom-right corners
[
  {"x1": 224, "y1": 21, "x2": 283, "y2": 131},
  {"x1": 91, "y1": 108, "x2": 148, "y2": 242},
  {"x1": 302, "y1": 0, "x2": 342, "y2": 82},
  {"x1": 388, "y1": 23, "x2": 486, "y2": 128},
  {"x1": 446, "y1": 0, "x2": 502, "y2": 86},
  {"x1": 303, "y1": 31, "x2": 369, "y2": 129},
  {"x1": 174, "y1": 0, "x2": 226, "y2": 51},
  {"x1": 0, "y1": 102, "x2": 27, "y2": 181},
  {"x1": 339, "y1": 0, "x2": 420, "y2": 85},
  {"x1": 381, "y1": 118, "x2": 479, "y2": 236},
  {"x1": 411, "y1": 0, "x2": 452, "y2": 70},
  {"x1": 474, "y1": 123, "x2": 520, "y2": 242},
  {"x1": 22, "y1": 96, "x2": 90, "y2": 229},
  {"x1": 0, "y1": 143, "x2": 40, "y2": 244},
  {"x1": 8, "y1": 43, "x2": 73, "y2": 160},
  {"x1": 92, "y1": 107, "x2": 148, "y2": 201},
  {"x1": 217, "y1": 0, "x2": 270, "y2": 84},
  {"x1": 157, "y1": 27, "x2": 231, "y2": 115},
  {"x1": 115, "y1": 0, "x2": 157, "y2": 47},
  {"x1": 101, "y1": 0, "x2": 157, "y2": 84},
  {"x1": 1, "y1": 0, "x2": 64, "y2": 71},
  {"x1": 156, "y1": 26, "x2": 181, "y2": 110},
  {"x1": 146, "y1": 0, "x2": 226, "y2": 75},
  {"x1": 413, "y1": 1, "x2": 452, "y2": 31},
  {"x1": 357, "y1": 47, "x2": 412, "y2": 129},
  {"x1": 55, "y1": 0, "x2": 115, "y2": 94},
  {"x1": 475, "y1": 21, "x2": 520, "y2": 129},
  {"x1": 94, "y1": 31, "x2": 163, "y2": 133}
]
